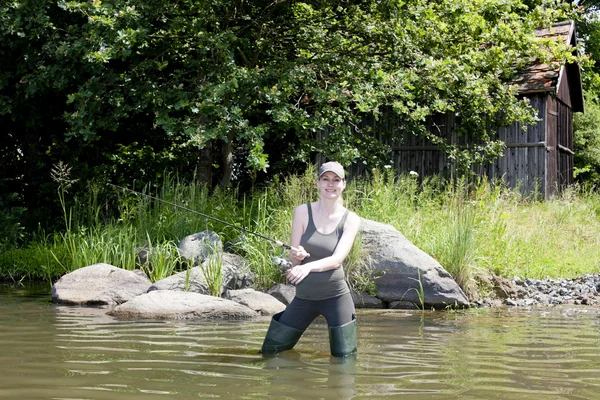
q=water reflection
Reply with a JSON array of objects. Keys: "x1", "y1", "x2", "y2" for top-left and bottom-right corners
[
  {"x1": 264, "y1": 351, "x2": 357, "y2": 400},
  {"x1": 1, "y1": 283, "x2": 600, "y2": 399}
]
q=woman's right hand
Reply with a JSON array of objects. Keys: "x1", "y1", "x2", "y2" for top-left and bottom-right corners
[{"x1": 291, "y1": 245, "x2": 309, "y2": 262}]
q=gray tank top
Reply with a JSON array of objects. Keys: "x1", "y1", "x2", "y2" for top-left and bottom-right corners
[{"x1": 295, "y1": 203, "x2": 351, "y2": 300}]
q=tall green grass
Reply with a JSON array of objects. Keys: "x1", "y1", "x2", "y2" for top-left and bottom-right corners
[
  {"x1": 201, "y1": 244, "x2": 224, "y2": 297},
  {"x1": 343, "y1": 233, "x2": 378, "y2": 296},
  {"x1": 139, "y1": 233, "x2": 183, "y2": 283},
  {"x1": 2, "y1": 167, "x2": 600, "y2": 300}
]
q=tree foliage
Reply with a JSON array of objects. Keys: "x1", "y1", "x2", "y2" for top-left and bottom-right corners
[
  {"x1": 571, "y1": 0, "x2": 600, "y2": 187},
  {"x1": 0, "y1": 0, "x2": 584, "y2": 234},
  {"x1": 574, "y1": 99, "x2": 600, "y2": 185}
]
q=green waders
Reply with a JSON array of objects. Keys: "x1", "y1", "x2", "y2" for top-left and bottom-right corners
[
  {"x1": 328, "y1": 314, "x2": 357, "y2": 357},
  {"x1": 260, "y1": 312, "x2": 303, "y2": 354}
]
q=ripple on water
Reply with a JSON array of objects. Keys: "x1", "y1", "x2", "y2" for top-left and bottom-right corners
[{"x1": 2, "y1": 288, "x2": 600, "y2": 399}]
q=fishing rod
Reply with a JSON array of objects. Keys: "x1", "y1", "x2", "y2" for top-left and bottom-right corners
[{"x1": 106, "y1": 183, "x2": 306, "y2": 268}]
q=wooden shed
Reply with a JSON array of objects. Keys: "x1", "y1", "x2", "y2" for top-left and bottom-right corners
[{"x1": 388, "y1": 21, "x2": 584, "y2": 199}]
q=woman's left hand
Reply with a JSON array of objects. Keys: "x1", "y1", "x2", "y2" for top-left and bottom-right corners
[{"x1": 287, "y1": 264, "x2": 312, "y2": 285}]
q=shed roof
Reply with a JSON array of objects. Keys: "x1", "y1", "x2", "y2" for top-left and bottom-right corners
[{"x1": 513, "y1": 20, "x2": 584, "y2": 112}]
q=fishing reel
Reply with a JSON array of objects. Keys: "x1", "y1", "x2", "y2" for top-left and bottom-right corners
[
  {"x1": 272, "y1": 243, "x2": 309, "y2": 272},
  {"x1": 273, "y1": 256, "x2": 292, "y2": 271},
  {"x1": 273, "y1": 243, "x2": 292, "y2": 271}
]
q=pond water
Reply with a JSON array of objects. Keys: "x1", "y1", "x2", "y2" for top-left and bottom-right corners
[{"x1": 1, "y1": 282, "x2": 599, "y2": 400}]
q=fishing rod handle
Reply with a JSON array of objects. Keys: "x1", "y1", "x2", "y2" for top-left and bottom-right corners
[{"x1": 274, "y1": 240, "x2": 310, "y2": 258}]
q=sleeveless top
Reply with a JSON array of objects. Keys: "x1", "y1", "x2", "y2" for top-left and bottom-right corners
[{"x1": 294, "y1": 203, "x2": 351, "y2": 300}]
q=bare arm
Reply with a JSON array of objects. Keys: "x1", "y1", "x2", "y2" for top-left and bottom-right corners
[{"x1": 288, "y1": 204, "x2": 308, "y2": 267}]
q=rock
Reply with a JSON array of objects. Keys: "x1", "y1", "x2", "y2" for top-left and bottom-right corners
[
  {"x1": 389, "y1": 300, "x2": 421, "y2": 310},
  {"x1": 132, "y1": 269, "x2": 150, "y2": 279},
  {"x1": 492, "y1": 275, "x2": 519, "y2": 299},
  {"x1": 226, "y1": 289, "x2": 286, "y2": 316},
  {"x1": 492, "y1": 274, "x2": 600, "y2": 308},
  {"x1": 178, "y1": 230, "x2": 223, "y2": 265},
  {"x1": 267, "y1": 284, "x2": 296, "y2": 305},
  {"x1": 222, "y1": 253, "x2": 254, "y2": 290},
  {"x1": 109, "y1": 290, "x2": 259, "y2": 320},
  {"x1": 359, "y1": 219, "x2": 469, "y2": 308},
  {"x1": 506, "y1": 298, "x2": 519, "y2": 307},
  {"x1": 136, "y1": 247, "x2": 149, "y2": 267},
  {"x1": 226, "y1": 271, "x2": 255, "y2": 290},
  {"x1": 513, "y1": 276, "x2": 523, "y2": 285},
  {"x1": 52, "y1": 263, "x2": 151, "y2": 305},
  {"x1": 351, "y1": 291, "x2": 383, "y2": 308},
  {"x1": 148, "y1": 266, "x2": 210, "y2": 294},
  {"x1": 148, "y1": 253, "x2": 251, "y2": 296}
]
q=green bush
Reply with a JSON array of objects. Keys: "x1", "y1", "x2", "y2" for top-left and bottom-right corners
[{"x1": 574, "y1": 99, "x2": 600, "y2": 188}]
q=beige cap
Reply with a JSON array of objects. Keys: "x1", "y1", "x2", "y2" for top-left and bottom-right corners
[{"x1": 318, "y1": 161, "x2": 345, "y2": 179}]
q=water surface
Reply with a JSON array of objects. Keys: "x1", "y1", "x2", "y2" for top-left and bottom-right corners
[{"x1": 1, "y1": 283, "x2": 599, "y2": 399}]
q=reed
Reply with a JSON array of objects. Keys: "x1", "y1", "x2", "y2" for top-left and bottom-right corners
[
  {"x1": 200, "y1": 242, "x2": 224, "y2": 297},
  {"x1": 140, "y1": 233, "x2": 182, "y2": 283},
  {"x1": 344, "y1": 234, "x2": 378, "y2": 296},
  {"x1": 3, "y1": 167, "x2": 600, "y2": 303},
  {"x1": 50, "y1": 223, "x2": 139, "y2": 273},
  {"x1": 238, "y1": 189, "x2": 290, "y2": 291},
  {"x1": 417, "y1": 178, "x2": 479, "y2": 297},
  {"x1": 402, "y1": 270, "x2": 425, "y2": 310}
]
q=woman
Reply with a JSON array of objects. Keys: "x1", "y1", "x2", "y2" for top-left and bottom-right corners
[{"x1": 261, "y1": 161, "x2": 361, "y2": 357}]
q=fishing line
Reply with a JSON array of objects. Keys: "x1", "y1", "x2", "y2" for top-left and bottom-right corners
[{"x1": 106, "y1": 182, "x2": 301, "y2": 263}]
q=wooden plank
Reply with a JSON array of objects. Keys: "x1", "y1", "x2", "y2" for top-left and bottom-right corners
[
  {"x1": 506, "y1": 142, "x2": 546, "y2": 148},
  {"x1": 393, "y1": 142, "x2": 546, "y2": 151},
  {"x1": 546, "y1": 96, "x2": 558, "y2": 198},
  {"x1": 393, "y1": 145, "x2": 441, "y2": 151}
]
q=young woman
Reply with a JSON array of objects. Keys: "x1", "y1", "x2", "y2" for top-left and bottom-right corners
[{"x1": 261, "y1": 161, "x2": 361, "y2": 357}]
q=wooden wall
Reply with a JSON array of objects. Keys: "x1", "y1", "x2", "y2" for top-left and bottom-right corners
[
  {"x1": 378, "y1": 94, "x2": 552, "y2": 196},
  {"x1": 548, "y1": 95, "x2": 575, "y2": 196},
  {"x1": 484, "y1": 93, "x2": 547, "y2": 196},
  {"x1": 389, "y1": 112, "x2": 457, "y2": 180},
  {"x1": 343, "y1": 92, "x2": 574, "y2": 199}
]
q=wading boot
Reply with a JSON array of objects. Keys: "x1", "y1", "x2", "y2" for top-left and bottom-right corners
[
  {"x1": 328, "y1": 314, "x2": 357, "y2": 357},
  {"x1": 261, "y1": 312, "x2": 303, "y2": 354}
]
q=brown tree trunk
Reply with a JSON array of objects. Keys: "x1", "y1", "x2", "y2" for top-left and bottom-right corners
[
  {"x1": 219, "y1": 134, "x2": 234, "y2": 188},
  {"x1": 197, "y1": 144, "x2": 213, "y2": 185}
]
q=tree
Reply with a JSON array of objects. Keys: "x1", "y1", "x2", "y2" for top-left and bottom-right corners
[
  {"x1": 0, "y1": 0, "x2": 583, "y2": 232},
  {"x1": 572, "y1": 0, "x2": 600, "y2": 186}
]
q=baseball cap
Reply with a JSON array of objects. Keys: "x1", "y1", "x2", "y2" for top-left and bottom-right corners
[{"x1": 318, "y1": 161, "x2": 345, "y2": 179}]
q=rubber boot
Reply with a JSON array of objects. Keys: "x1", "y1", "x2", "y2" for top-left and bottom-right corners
[
  {"x1": 328, "y1": 314, "x2": 357, "y2": 357},
  {"x1": 261, "y1": 312, "x2": 303, "y2": 354}
]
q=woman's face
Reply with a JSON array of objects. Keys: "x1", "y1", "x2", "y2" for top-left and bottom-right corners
[{"x1": 317, "y1": 171, "x2": 346, "y2": 199}]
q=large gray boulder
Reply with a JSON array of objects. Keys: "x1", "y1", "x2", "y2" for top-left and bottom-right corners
[
  {"x1": 226, "y1": 288, "x2": 286, "y2": 316},
  {"x1": 52, "y1": 263, "x2": 152, "y2": 305},
  {"x1": 148, "y1": 266, "x2": 210, "y2": 293},
  {"x1": 351, "y1": 290, "x2": 384, "y2": 309},
  {"x1": 222, "y1": 253, "x2": 255, "y2": 290},
  {"x1": 360, "y1": 219, "x2": 469, "y2": 308},
  {"x1": 148, "y1": 253, "x2": 252, "y2": 295},
  {"x1": 267, "y1": 284, "x2": 296, "y2": 305},
  {"x1": 109, "y1": 290, "x2": 259, "y2": 320},
  {"x1": 178, "y1": 230, "x2": 223, "y2": 265}
]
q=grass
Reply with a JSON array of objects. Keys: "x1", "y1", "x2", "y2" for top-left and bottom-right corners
[
  {"x1": 200, "y1": 243, "x2": 224, "y2": 297},
  {"x1": 50, "y1": 224, "x2": 139, "y2": 273},
  {"x1": 1, "y1": 167, "x2": 600, "y2": 301},
  {"x1": 140, "y1": 233, "x2": 183, "y2": 283},
  {"x1": 343, "y1": 233, "x2": 378, "y2": 296}
]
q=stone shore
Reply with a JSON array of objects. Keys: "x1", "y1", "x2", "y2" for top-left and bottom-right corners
[{"x1": 475, "y1": 274, "x2": 600, "y2": 307}]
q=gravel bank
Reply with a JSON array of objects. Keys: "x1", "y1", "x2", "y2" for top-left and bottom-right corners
[{"x1": 475, "y1": 274, "x2": 600, "y2": 307}]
